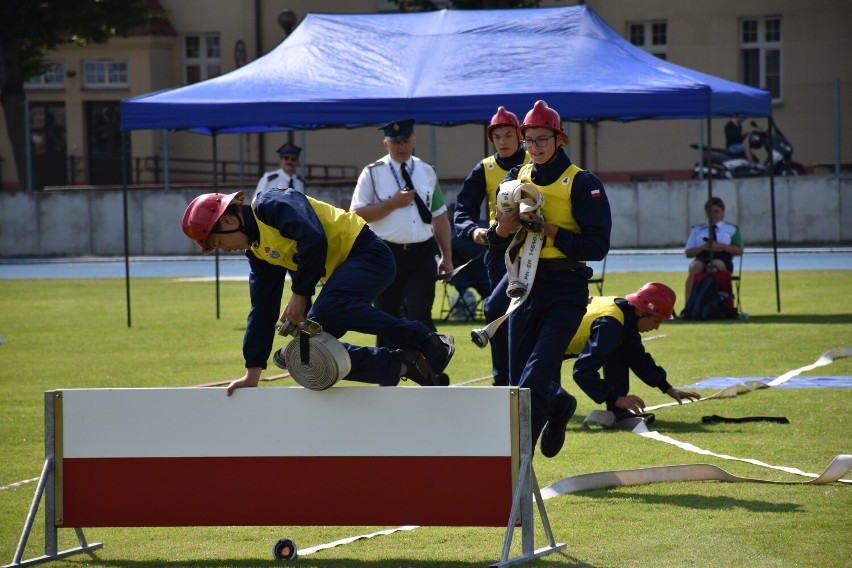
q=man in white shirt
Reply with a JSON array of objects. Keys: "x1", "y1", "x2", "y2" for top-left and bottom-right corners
[
  {"x1": 252, "y1": 143, "x2": 305, "y2": 200},
  {"x1": 351, "y1": 119, "x2": 453, "y2": 351},
  {"x1": 683, "y1": 196, "x2": 743, "y2": 305}
]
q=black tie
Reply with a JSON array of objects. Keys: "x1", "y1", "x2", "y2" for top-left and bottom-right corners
[{"x1": 401, "y1": 163, "x2": 433, "y2": 224}]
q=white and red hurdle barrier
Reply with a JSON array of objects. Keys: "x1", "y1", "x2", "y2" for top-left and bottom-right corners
[{"x1": 7, "y1": 387, "x2": 565, "y2": 567}]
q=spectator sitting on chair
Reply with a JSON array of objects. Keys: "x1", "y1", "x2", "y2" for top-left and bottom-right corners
[
  {"x1": 566, "y1": 282, "x2": 702, "y2": 427},
  {"x1": 446, "y1": 203, "x2": 490, "y2": 321},
  {"x1": 683, "y1": 197, "x2": 743, "y2": 306}
]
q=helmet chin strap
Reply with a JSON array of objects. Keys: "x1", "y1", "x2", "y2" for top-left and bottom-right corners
[{"x1": 210, "y1": 211, "x2": 247, "y2": 238}]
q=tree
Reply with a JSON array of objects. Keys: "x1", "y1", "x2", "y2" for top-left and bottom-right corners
[{"x1": 0, "y1": 0, "x2": 165, "y2": 190}]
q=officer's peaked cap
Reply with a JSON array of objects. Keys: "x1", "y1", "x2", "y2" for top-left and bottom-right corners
[
  {"x1": 276, "y1": 143, "x2": 302, "y2": 157},
  {"x1": 379, "y1": 119, "x2": 415, "y2": 141}
]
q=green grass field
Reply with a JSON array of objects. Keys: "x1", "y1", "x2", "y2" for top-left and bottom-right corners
[{"x1": 1, "y1": 269, "x2": 850, "y2": 567}]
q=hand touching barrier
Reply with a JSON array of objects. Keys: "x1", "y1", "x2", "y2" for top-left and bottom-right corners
[{"x1": 6, "y1": 387, "x2": 564, "y2": 567}]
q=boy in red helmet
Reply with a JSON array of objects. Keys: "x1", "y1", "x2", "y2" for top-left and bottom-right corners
[
  {"x1": 454, "y1": 106, "x2": 530, "y2": 386},
  {"x1": 566, "y1": 282, "x2": 701, "y2": 426},
  {"x1": 491, "y1": 100, "x2": 612, "y2": 458},
  {"x1": 181, "y1": 190, "x2": 454, "y2": 393}
]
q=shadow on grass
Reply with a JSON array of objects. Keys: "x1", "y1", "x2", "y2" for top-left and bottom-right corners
[
  {"x1": 673, "y1": 314, "x2": 852, "y2": 325},
  {"x1": 76, "y1": 553, "x2": 599, "y2": 567},
  {"x1": 583, "y1": 490, "x2": 803, "y2": 513},
  {"x1": 575, "y1": 420, "x2": 719, "y2": 435}
]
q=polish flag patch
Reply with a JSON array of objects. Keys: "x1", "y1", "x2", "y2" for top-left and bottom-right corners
[{"x1": 591, "y1": 189, "x2": 602, "y2": 198}]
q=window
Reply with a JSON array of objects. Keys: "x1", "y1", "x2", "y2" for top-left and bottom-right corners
[
  {"x1": 628, "y1": 21, "x2": 667, "y2": 60},
  {"x1": 184, "y1": 34, "x2": 221, "y2": 84},
  {"x1": 83, "y1": 60, "x2": 129, "y2": 89},
  {"x1": 740, "y1": 17, "x2": 782, "y2": 99},
  {"x1": 25, "y1": 62, "x2": 65, "y2": 89}
]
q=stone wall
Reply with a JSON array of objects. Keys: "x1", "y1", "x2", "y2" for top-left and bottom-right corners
[{"x1": 2, "y1": 175, "x2": 849, "y2": 257}]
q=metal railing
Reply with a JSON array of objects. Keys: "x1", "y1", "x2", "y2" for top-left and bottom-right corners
[{"x1": 134, "y1": 156, "x2": 358, "y2": 185}]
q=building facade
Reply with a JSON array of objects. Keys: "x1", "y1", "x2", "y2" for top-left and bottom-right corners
[{"x1": 1, "y1": 0, "x2": 850, "y2": 191}]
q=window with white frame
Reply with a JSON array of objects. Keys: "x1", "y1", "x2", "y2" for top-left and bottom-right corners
[
  {"x1": 740, "y1": 16, "x2": 782, "y2": 99},
  {"x1": 25, "y1": 62, "x2": 65, "y2": 89},
  {"x1": 184, "y1": 34, "x2": 221, "y2": 84},
  {"x1": 628, "y1": 21, "x2": 668, "y2": 60},
  {"x1": 83, "y1": 60, "x2": 129, "y2": 89}
]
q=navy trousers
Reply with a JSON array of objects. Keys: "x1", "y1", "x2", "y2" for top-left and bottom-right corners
[
  {"x1": 308, "y1": 230, "x2": 433, "y2": 386},
  {"x1": 509, "y1": 267, "x2": 592, "y2": 445}
]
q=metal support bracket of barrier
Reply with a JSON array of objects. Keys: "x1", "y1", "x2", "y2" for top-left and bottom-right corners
[
  {"x1": 3, "y1": 392, "x2": 103, "y2": 568},
  {"x1": 491, "y1": 390, "x2": 567, "y2": 567}
]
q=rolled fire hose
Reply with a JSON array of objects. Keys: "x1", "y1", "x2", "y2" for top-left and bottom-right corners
[
  {"x1": 471, "y1": 180, "x2": 544, "y2": 348},
  {"x1": 273, "y1": 320, "x2": 351, "y2": 391}
]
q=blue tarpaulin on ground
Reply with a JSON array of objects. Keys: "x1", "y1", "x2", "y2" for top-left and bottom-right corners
[
  {"x1": 682, "y1": 376, "x2": 852, "y2": 389},
  {"x1": 120, "y1": 5, "x2": 771, "y2": 133}
]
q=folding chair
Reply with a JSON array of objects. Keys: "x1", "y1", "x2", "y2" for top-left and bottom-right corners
[
  {"x1": 440, "y1": 283, "x2": 484, "y2": 322},
  {"x1": 439, "y1": 251, "x2": 490, "y2": 321}
]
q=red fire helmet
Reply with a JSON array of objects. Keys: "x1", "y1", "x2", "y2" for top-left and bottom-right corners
[
  {"x1": 625, "y1": 282, "x2": 677, "y2": 320},
  {"x1": 486, "y1": 106, "x2": 520, "y2": 141},
  {"x1": 518, "y1": 100, "x2": 568, "y2": 146},
  {"x1": 181, "y1": 191, "x2": 244, "y2": 254}
]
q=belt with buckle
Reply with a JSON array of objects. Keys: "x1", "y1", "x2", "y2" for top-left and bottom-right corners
[
  {"x1": 539, "y1": 258, "x2": 584, "y2": 271},
  {"x1": 385, "y1": 240, "x2": 430, "y2": 251}
]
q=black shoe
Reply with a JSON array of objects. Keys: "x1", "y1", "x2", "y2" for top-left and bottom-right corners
[
  {"x1": 393, "y1": 349, "x2": 439, "y2": 386},
  {"x1": 436, "y1": 372, "x2": 450, "y2": 386},
  {"x1": 419, "y1": 333, "x2": 455, "y2": 375},
  {"x1": 540, "y1": 392, "x2": 577, "y2": 458}
]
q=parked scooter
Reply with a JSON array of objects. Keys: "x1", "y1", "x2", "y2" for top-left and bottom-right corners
[
  {"x1": 748, "y1": 120, "x2": 806, "y2": 176},
  {"x1": 691, "y1": 119, "x2": 805, "y2": 179}
]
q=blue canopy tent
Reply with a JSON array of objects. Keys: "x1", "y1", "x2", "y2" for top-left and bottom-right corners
[
  {"x1": 118, "y1": 5, "x2": 779, "y2": 324},
  {"x1": 121, "y1": 5, "x2": 770, "y2": 131}
]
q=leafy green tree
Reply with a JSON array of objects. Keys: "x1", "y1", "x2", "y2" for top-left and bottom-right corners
[{"x1": 0, "y1": 0, "x2": 164, "y2": 190}]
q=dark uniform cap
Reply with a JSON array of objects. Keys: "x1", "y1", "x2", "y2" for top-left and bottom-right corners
[
  {"x1": 379, "y1": 119, "x2": 415, "y2": 142},
  {"x1": 276, "y1": 143, "x2": 302, "y2": 157}
]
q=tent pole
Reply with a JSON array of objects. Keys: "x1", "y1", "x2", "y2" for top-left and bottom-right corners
[
  {"x1": 483, "y1": 124, "x2": 488, "y2": 159},
  {"x1": 768, "y1": 117, "x2": 781, "y2": 312},
  {"x1": 163, "y1": 130, "x2": 170, "y2": 190},
  {"x1": 212, "y1": 132, "x2": 221, "y2": 320},
  {"x1": 697, "y1": 120, "x2": 704, "y2": 181},
  {"x1": 299, "y1": 130, "x2": 307, "y2": 183},
  {"x1": 122, "y1": 130, "x2": 132, "y2": 328},
  {"x1": 834, "y1": 79, "x2": 842, "y2": 177},
  {"x1": 239, "y1": 133, "x2": 245, "y2": 188},
  {"x1": 704, "y1": 115, "x2": 715, "y2": 265},
  {"x1": 705, "y1": 116, "x2": 713, "y2": 205}
]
